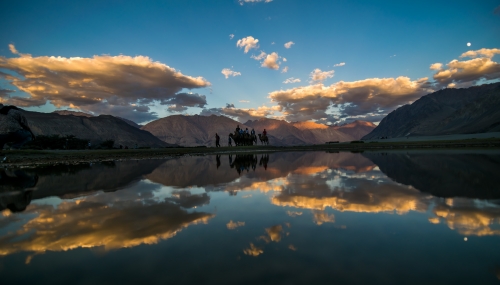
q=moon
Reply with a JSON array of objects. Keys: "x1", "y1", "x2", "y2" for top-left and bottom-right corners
[{"x1": 467, "y1": 42, "x2": 471, "y2": 47}]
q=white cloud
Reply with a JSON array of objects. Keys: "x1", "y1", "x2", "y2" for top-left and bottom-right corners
[
  {"x1": 239, "y1": 100, "x2": 250, "y2": 103},
  {"x1": 433, "y1": 57, "x2": 500, "y2": 87},
  {"x1": 283, "y1": 58, "x2": 287, "y2": 62},
  {"x1": 221, "y1": 68, "x2": 242, "y2": 79},
  {"x1": 283, "y1": 77, "x2": 301, "y2": 84},
  {"x1": 284, "y1": 41, "x2": 295, "y2": 49},
  {"x1": 236, "y1": 36, "x2": 260, "y2": 53},
  {"x1": 334, "y1": 62, "x2": 345, "y2": 67},
  {"x1": 281, "y1": 66, "x2": 288, "y2": 73},
  {"x1": 261, "y1": 52, "x2": 280, "y2": 70},
  {"x1": 310, "y1": 68, "x2": 335, "y2": 82},
  {"x1": 271, "y1": 42, "x2": 275, "y2": 45},
  {"x1": 251, "y1": 51, "x2": 267, "y2": 60},
  {"x1": 229, "y1": 34, "x2": 234, "y2": 40}
]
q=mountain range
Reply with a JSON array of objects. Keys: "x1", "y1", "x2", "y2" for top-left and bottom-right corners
[
  {"x1": 363, "y1": 82, "x2": 500, "y2": 139},
  {"x1": 142, "y1": 115, "x2": 375, "y2": 147}
]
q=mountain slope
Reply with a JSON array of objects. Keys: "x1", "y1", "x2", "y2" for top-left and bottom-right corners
[
  {"x1": 362, "y1": 82, "x2": 500, "y2": 139},
  {"x1": 23, "y1": 111, "x2": 170, "y2": 148}
]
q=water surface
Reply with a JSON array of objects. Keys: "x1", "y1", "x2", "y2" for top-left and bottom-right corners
[{"x1": 1, "y1": 150, "x2": 500, "y2": 284}]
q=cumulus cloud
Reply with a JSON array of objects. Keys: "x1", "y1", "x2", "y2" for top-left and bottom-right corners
[
  {"x1": 283, "y1": 77, "x2": 301, "y2": 84},
  {"x1": 0, "y1": 46, "x2": 210, "y2": 123},
  {"x1": 283, "y1": 58, "x2": 287, "y2": 62},
  {"x1": 261, "y1": 52, "x2": 280, "y2": 70},
  {"x1": 284, "y1": 41, "x2": 295, "y2": 49},
  {"x1": 460, "y1": 48, "x2": 500, "y2": 59},
  {"x1": 163, "y1": 93, "x2": 207, "y2": 113},
  {"x1": 269, "y1": 76, "x2": 432, "y2": 122},
  {"x1": 221, "y1": 68, "x2": 242, "y2": 79},
  {"x1": 251, "y1": 51, "x2": 267, "y2": 60},
  {"x1": 334, "y1": 62, "x2": 345, "y2": 67},
  {"x1": 229, "y1": 34, "x2": 234, "y2": 40},
  {"x1": 237, "y1": 36, "x2": 259, "y2": 53},
  {"x1": 226, "y1": 103, "x2": 235, "y2": 108},
  {"x1": 310, "y1": 68, "x2": 335, "y2": 83},
  {"x1": 200, "y1": 105, "x2": 280, "y2": 122},
  {"x1": 432, "y1": 48, "x2": 500, "y2": 88},
  {"x1": 281, "y1": 66, "x2": 288, "y2": 73},
  {"x1": 429, "y1": 63, "x2": 443, "y2": 70},
  {"x1": 239, "y1": 0, "x2": 272, "y2": 5}
]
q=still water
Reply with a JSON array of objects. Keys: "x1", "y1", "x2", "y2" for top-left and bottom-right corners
[{"x1": 1, "y1": 150, "x2": 500, "y2": 284}]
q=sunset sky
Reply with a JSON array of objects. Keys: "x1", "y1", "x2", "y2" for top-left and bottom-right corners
[{"x1": 1, "y1": 0, "x2": 499, "y2": 124}]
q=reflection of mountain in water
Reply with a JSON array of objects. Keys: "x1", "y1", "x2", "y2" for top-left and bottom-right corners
[
  {"x1": 0, "y1": 169, "x2": 38, "y2": 212},
  {"x1": 363, "y1": 151, "x2": 500, "y2": 199},
  {"x1": 28, "y1": 160, "x2": 165, "y2": 200}
]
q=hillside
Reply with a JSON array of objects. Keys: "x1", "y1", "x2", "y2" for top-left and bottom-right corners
[
  {"x1": 363, "y1": 83, "x2": 500, "y2": 139},
  {"x1": 23, "y1": 111, "x2": 170, "y2": 148},
  {"x1": 142, "y1": 115, "x2": 375, "y2": 147}
]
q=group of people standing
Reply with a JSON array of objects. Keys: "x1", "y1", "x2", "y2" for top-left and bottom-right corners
[{"x1": 215, "y1": 125, "x2": 267, "y2": 147}]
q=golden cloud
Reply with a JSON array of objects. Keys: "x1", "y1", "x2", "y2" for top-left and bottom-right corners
[
  {"x1": 265, "y1": 224, "x2": 283, "y2": 242},
  {"x1": 243, "y1": 243, "x2": 263, "y2": 256},
  {"x1": 460, "y1": 48, "x2": 500, "y2": 59},
  {"x1": 310, "y1": 68, "x2": 334, "y2": 83},
  {"x1": 227, "y1": 220, "x2": 245, "y2": 229},
  {"x1": 312, "y1": 210, "x2": 335, "y2": 225},
  {"x1": 0, "y1": 195, "x2": 214, "y2": 256},
  {"x1": 221, "y1": 68, "x2": 242, "y2": 79},
  {"x1": 0, "y1": 46, "x2": 210, "y2": 122},
  {"x1": 432, "y1": 56, "x2": 500, "y2": 87},
  {"x1": 236, "y1": 36, "x2": 260, "y2": 53},
  {"x1": 261, "y1": 52, "x2": 280, "y2": 70}
]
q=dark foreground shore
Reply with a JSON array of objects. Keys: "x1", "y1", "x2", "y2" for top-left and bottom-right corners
[{"x1": 1, "y1": 137, "x2": 500, "y2": 167}]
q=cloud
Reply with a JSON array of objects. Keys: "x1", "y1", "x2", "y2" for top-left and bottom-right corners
[
  {"x1": 429, "y1": 63, "x2": 443, "y2": 70},
  {"x1": 243, "y1": 243, "x2": 263, "y2": 256},
  {"x1": 310, "y1": 68, "x2": 335, "y2": 82},
  {"x1": 261, "y1": 52, "x2": 280, "y2": 70},
  {"x1": 312, "y1": 210, "x2": 335, "y2": 225},
  {"x1": 163, "y1": 93, "x2": 207, "y2": 113},
  {"x1": 433, "y1": 56, "x2": 500, "y2": 88},
  {"x1": 236, "y1": 36, "x2": 259, "y2": 53},
  {"x1": 283, "y1": 58, "x2": 287, "y2": 62},
  {"x1": 229, "y1": 34, "x2": 234, "y2": 40},
  {"x1": 284, "y1": 41, "x2": 295, "y2": 49},
  {"x1": 239, "y1": 100, "x2": 250, "y2": 103},
  {"x1": 0, "y1": 47, "x2": 210, "y2": 123},
  {"x1": 221, "y1": 68, "x2": 241, "y2": 79},
  {"x1": 283, "y1": 77, "x2": 301, "y2": 84},
  {"x1": 334, "y1": 62, "x2": 345, "y2": 67},
  {"x1": 8, "y1": 44, "x2": 18, "y2": 54},
  {"x1": 200, "y1": 105, "x2": 280, "y2": 122},
  {"x1": 460, "y1": 48, "x2": 500, "y2": 59},
  {"x1": 251, "y1": 51, "x2": 267, "y2": 60},
  {"x1": 239, "y1": 0, "x2": 272, "y2": 5},
  {"x1": 269, "y1": 76, "x2": 432, "y2": 122},
  {"x1": 281, "y1": 66, "x2": 288, "y2": 73},
  {"x1": 0, "y1": 89, "x2": 14, "y2": 97},
  {"x1": 226, "y1": 103, "x2": 235, "y2": 108}
]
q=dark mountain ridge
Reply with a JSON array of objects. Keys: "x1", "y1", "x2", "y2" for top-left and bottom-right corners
[{"x1": 363, "y1": 82, "x2": 500, "y2": 139}]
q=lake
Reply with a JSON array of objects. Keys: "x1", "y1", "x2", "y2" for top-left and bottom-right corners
[{"x1": 1, "y1": 150, "x2": 500, "y2": 284}]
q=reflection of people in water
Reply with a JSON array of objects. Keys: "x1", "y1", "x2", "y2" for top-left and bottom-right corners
[
  {"x1": 216, "y1": 154, "x2": 221, "y2": 169},
  {"x1": 0, "y1": 169, "x2": 38, "y2": 212},
  {"x1": 228, "y1": 154, "x2": 258, "y2": 175},
  {"x1": 259, "y1": 154, "x2": 269, "y2": 170}
]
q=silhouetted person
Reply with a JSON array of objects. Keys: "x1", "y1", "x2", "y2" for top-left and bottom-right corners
[
  {"x1": 235, "y1": 125, "x2": 240, "y2": 133},
  {"x1": 228, "y1": 134, "x2": 232, "y2": 146},
  {"x1": 262, "y1": 129, "x2": 267, "y2": 136},
  {"x1": 0, "y1": 105, "x2": 35, "y2": 152},
  {"x1": 215, "y1": 133, "x2": 220, "y2": 147}
]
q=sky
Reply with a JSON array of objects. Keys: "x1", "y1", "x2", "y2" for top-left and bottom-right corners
[{"x1": 1, "y1": 0, "x2": 499, "y2": 125}]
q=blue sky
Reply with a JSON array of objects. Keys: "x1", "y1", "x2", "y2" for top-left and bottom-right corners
[{"x1": 1, "y1": 0, "x2": 499, "y2": 124}]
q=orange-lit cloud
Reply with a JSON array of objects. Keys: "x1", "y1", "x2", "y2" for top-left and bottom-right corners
[
  {"x1": 243, "y1": 243, "x2": 263, "y2": 256},
  {"x1": 221, "y1": 68, "x2": 242, "y2": 79},
  {"x1": 261, "y1": 52, "x2": 280, "y2": 70},
  {"x1": 236, "y1": 36, "x2": 260, "y2": 53},
  {"x1": 227, "y1": 220, "x2": 245, "y2": 229},
  {"x1": 0, "y1": 45, "x2": 210, "y2": 122},
  {"x1": 269, "y1": 76, "x2": 432, "y2": 122},
  {"x1": 265, "y1": 224, "x2": 283, "y2": 242},
  {"x1": 0, "y1": 195, "x2": 213, "y2": 256},
  {"x1": 312, "y1": 210, "x2": 335, "y2": 225},
  {"x1": 310, "y1": 68, "x2": 334, "y2": 83}
]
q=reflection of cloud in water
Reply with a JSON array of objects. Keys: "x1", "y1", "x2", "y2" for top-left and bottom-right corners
[
  {"x1": 265, "y1": 225, "x2": 283, "y2": 242},
  {"x1": 243, "y1": 243, "x2": 263, "y2": 256},
  {"x1": 287, "y1": 211, "x2": 303, "y2": 217},
  {"x1": 313, "y1": 211, "x2": 335, "y2": 225},
  {"x1": 226, "y1": 220, "x2": 245, "y2": 230},
  {"x1": 0, "y1": 187, "x2": 213, "y2": 256}
]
